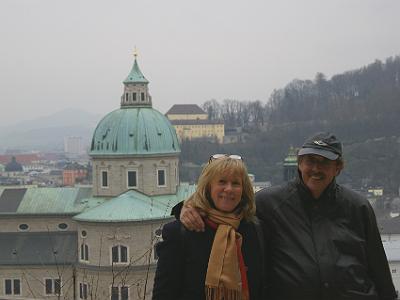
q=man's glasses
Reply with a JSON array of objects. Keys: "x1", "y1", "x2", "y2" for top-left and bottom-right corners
[{"x1": 209, "y1": 154, "x2": 243, "y2": 163}]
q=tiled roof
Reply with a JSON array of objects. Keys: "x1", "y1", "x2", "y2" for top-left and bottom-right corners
[{"x1": 166, "y1": 104, "x2": 206, "y2": 115}]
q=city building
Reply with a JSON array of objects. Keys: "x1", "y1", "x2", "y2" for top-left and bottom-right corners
[
  {"x1": 0, "y1": 54, "x2": 195, "y2": 300},
  {"x1": 62, "y1": 162, "x2": 88, "y2": 186},
  {"x1": 166, "y1": 104, "x2": 224, "y2": 143}
]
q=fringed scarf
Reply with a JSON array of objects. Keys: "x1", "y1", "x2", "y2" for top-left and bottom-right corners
[{"x1": 204, "y1": 208, "x2": 250, "y2": 300}]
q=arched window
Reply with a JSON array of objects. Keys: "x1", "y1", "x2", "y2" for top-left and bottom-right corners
[
  {"x1": 80, "y1": 244, "x2": 89, "y2": 261},
  {"x1": 111, "y1": 285, "x2": 129, "y2": 300},
  {"x1": 157, "y1": 168, "x2": 166, "y2": 187},
  {"x1": 4, "y1": 279, "x2": 21, "y2": 295},
  {"x1": 127, "y1": 170, "x2": 137, "y2": 188},
  {"x1": 101, "y1": 170, "x2": 108, "y2": 188},
  {"x1": 45, "y1": 278, "x2": 61, "y2": 296},
  {"x1": 79, "y1": 283, "x2": 88, "y2": 299},
  {"x1": 111, "y1": 245, "x2": 128, "y2": 263},
  {"x1": 154, "y1": 242, "x2": 160, "y2": 260}
]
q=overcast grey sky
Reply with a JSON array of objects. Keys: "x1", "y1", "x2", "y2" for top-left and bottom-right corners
[{"x1": 0, "y1": 0, "x2": 399, "y2": 127}]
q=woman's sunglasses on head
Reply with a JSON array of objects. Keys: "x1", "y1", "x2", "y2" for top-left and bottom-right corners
[{"x1": 209, "y1": 154, "x2": 243, "y2": 163}]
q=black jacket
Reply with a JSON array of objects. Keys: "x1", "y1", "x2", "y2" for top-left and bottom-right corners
[
  {"x1": 256, "y1": 178, "x2": 397, "y2": 300},
  {"x1": 152, "y1": 219, "x2": 264, "y2": 300}
]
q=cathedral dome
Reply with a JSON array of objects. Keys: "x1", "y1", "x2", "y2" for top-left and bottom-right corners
[
  {"x1": 90, "y1": 54, "x2": 180, "y2": 157},
  {"x1": 89, "y1": 107, "x2": 180, "y2": 156},
  {"x1": 5, "y1": 156, "x2": 23, "y2": 172}
]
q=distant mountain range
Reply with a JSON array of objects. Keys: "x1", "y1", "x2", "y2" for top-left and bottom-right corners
[{"x1": 0, "y1": 109, "x2": 103, "y2": 152}]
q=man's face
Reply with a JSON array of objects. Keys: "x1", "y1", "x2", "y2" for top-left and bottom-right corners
[{"x1": 298, "y1": 154, "x2": 342, "y2": 199}]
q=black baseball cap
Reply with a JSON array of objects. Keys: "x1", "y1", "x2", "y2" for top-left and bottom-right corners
[{"x1": 298, "y1": 132, "x2": 342, "y2": 160}]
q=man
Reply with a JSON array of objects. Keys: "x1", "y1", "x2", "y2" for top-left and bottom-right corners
[
  {"x1": 255, "y1": 132, "x2": 396, "y2": 300},
  {"x1": 180, "y1": 132, "x2": 397, "y2": 300}
]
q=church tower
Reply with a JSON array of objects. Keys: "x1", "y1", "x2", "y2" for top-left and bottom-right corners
[
  {"x1": 283, "y1": 146, "x2": 298, "y2": 182},
  {"x1": 89, "y1": 52, "x2": 180, "y2": 197},
  {"x1": 120, "y1": 51, "x2": 152, "y2": 107}
]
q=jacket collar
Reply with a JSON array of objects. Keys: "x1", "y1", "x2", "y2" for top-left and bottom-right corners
[{"x1": 296, "y1": 173, "x2": 337, "y2": 203}]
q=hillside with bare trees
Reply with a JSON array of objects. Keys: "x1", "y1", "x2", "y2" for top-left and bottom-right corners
[{"x1": 181, "y1": 55, "x2": 400, "y2": 194}]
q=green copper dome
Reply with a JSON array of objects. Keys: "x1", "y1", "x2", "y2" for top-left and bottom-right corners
[{"x1": 90, "y1": 107, "x2": 180, "y2": 156}]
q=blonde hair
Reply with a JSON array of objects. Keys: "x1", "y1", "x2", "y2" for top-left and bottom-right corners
[{"x1": 187, "y1": 156, "x2": 256, "y2": 220}]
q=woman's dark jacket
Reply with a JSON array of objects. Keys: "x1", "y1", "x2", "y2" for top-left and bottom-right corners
[
  {"x1": 256, "y1": 178, "x2": 397, "y2": 300},
  {"x1": 152, "y1": 219, "x2": 264, "y2": 300}
]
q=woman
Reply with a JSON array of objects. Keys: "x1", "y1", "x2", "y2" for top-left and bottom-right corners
[{"x1": 152, "y1": 154, "x2": 264, "y2": 300}]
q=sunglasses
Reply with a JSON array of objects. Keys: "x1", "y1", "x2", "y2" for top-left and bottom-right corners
[{"x1": 208, "y1": 154, "x2": 243, "y2": 163}]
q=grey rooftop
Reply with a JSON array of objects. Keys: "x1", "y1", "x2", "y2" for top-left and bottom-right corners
[{"x1": 166, "y1": 104, "x2": 206, "y2": 115}]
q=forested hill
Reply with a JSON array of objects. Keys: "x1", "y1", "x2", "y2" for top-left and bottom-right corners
[
  {"x1": 181, "y1": 55, "x2": 400, "y2": 194},
  {"x1": 267, "y1": 56, "x2": 400, "y2": 140}
]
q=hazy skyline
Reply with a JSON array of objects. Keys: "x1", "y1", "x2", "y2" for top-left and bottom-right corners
[{"x1": 1, "y1": 0, "x2": 400, "y2": 127}]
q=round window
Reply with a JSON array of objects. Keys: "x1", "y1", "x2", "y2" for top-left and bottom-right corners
[
  {"x1": 58, "y1": 223, "x2": 68, "y2": 230},
  {"x1": 81, "y1": 230, "x2": 87, "y2": 238},
  {"x1": 155, "y1": 229, "x2": 162, "y2": 237},
  {"x1": 19, "y1": 224, "x2": 29, "y2": 231}
]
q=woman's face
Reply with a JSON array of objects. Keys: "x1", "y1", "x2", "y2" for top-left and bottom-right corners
[{"x1": 209, "y1": 171, "x2": 243, "y2": 213}]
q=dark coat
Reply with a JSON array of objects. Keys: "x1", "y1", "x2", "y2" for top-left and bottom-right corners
[
  {"x1": 256, "y1": 178, "x2": 397, "y2": 300},
  {"x1": 152, "y1": 219, "x2": 264, "y2": 300}
]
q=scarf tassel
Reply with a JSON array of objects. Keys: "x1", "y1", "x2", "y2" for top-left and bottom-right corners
[{"x1": 205, "y1": 286, "x2": 243, "y2": 300}]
